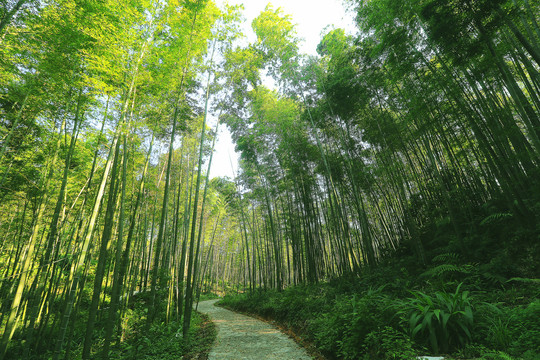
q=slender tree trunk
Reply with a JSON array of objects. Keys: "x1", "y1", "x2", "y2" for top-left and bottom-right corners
[{"x1": 0, "y1": 111, "x2": 66, "y2": 359}]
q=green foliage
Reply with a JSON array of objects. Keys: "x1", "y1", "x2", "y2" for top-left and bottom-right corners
[
  {"x1": 474, "y1": 303, "x2": 514, "y2": 350},
  {"x1": 362, "y1": 326, "x2": 418, "y2": 360},
  {"x1": 480, "y1": 213, "x2": 513, "y2": 226},
  {"x1": 479, "y1": 352, "x2": 515, "y2": 360},
  {"x1": 221, "y1": 266, "x2": 540, "y2": 359},
  {"x1": 461, "y1": 299, "x2": 540, "y2": 359},
  {"x1": 455, "y1": 344, "x2": 516, "y2": 360},
  {"x1": 2, "y1": 289, "x2": 216, "y2": 360},
  {"x1": 107, "y1": 311, "x2": 215, "y2": 360},
  {"x1": 3, "y1": 0, "x2": 540, "y2": 357},
  {"x1": 507, "y1": 278, "x2": 540, "y2": 285},
  {"x1": 421, "y1": 253, "x2": 475, "y2": 283},
  {"x1": 400, "y1": 283, "x2": 474, "y2": 354},
  {"x1": 251, "y1": 5, "x2": 299, "y2": 83},
  {"x1": 335, "y1": 290, "x2": 397, "y2": 359},
  {"x1": 223, "y1": 284, "x2": 401, "y2": 359},
  {"x1": 197, "y1": 292, "x2": 221, "y2": 302},
  {"x1": 511, "y1": 301, "x2": 540, "y2": 355},
  {"x1": 422, "y1": 263, "x2": 472, "y2": 279}
]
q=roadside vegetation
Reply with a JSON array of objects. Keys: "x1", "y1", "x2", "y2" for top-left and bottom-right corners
[
  {"x1": 4, "y1": 289, "x2": 216, "y2": 359},
  {"x1": 220, "y1": 261, "x2": 540, "y2": 360}
]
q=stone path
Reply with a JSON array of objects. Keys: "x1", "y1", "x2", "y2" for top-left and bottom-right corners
[{"x1": 196, "y1": 299, "x2": 312, "y2": 360}]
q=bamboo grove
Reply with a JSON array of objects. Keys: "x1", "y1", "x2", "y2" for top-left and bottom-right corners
[
  {"x1": 217, "y1": 0, "x2": 540, "y2": 290},
  {"x1": 0, "y1": 0, "x2": 248, "y2": 358},
  {"x1": 1, "y1": 0, "x2": 539, "y2": 358}
]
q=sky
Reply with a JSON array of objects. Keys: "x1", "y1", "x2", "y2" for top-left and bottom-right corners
[{"x1": 208, "y1": 0, "x2": 356, "y2": 179}]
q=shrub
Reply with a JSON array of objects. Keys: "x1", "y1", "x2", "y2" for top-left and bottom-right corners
[
  {"x1": 510, "y1": 300, "x2": 540, "y2": 355},
  {"x1": 362, "y1": 326, "x2": 417, "y2": 360},
  {"x1": 456, "y1": 343, "x2": 515, "y2": 360},
  {"x1": 479, "y1": 351, "x2": 515, "y2": 360},
  {"x1": 400, "y1": 283, "x2": 473, "y2": 354},
  {"x1": 474, "y1": 302, "x2": 514, "y2": 350},
  {"x1": 309, "y1": 310, "x2": 345, "y2": 356},
  {"x1": 338, "y1": 291, "x2": 396, "y2": 359},
  {"x1": 302, "y1": 286, "x2": 397, "y2": 359}
]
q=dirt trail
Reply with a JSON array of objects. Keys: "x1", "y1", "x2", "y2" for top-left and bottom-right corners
[{"x1": 196, "y1": 299, "x2": 312, "y2": 360}]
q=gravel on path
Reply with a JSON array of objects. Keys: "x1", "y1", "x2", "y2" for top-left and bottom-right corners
[{"x1": 196, "y1": 299, "x2": 312, "y2": 360}]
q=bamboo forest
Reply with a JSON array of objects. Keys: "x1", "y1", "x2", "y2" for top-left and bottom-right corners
[{"x1": 0, "y1": 0, "x2": 539, "y2": 359}]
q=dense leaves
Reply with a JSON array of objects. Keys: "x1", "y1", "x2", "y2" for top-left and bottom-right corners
[
  {"x1": 0, "y1": 0, "x2": 243, "y2": 358},
  {"x1": 1, "y1": 0, "x2": 539, "y2": 358}
]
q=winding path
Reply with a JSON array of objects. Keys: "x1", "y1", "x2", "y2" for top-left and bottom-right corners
[{"x1": 197, "y1": 299, "x2": 312, "y2": 360}]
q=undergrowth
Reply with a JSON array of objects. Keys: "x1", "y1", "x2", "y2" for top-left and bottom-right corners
[
  {"x1": 6, "y1": 291, "x2": 217, "y2": 359},
  {"x1": 105, "y1": 292, "x2": 217, "y2": 360},
  {"x1": 219, "y1": 265, "x2": 539, "y2": 360},
  {"x1": 107, "y1": 310, "x2": 215, "y2": 359}
]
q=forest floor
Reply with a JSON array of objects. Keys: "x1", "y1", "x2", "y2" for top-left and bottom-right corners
[{"x1": 197, "y1": 299, "x2": 312, "y2": 359}]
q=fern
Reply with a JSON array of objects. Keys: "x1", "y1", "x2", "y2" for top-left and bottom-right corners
[
  {"x1": 481, "y1": 272, "x2": 507, "y2": 284},
  {"x1": 480, "y1": 212, "x2": 512, "y2": 226},
  {"x1": 432, "y1": 252, "x2": 460, "y2": 263},
  {"x1": 507, "y1": 277, "x2": 540, "y2": 284},
  {"x1": 421, "y1": 264, "x2": 472, "y2": 279},
  {"x1": 421, "y1": 253, "x2": 473, "y2": 279}
]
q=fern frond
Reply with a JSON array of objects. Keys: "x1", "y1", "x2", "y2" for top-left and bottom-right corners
[
  {"x1": 421, "y1": 264, "x2": 470, "y2": 279},
  {"x1": 507, "y1": 277, "x2": 540, "y2": 284},
  {"x1": 480, "y1": 212, "x2": 512, "y2": 226},
  {"x1": 432, "y1": 253, "x2": 460, "y2": 264}
]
